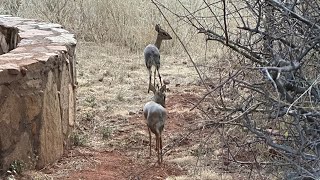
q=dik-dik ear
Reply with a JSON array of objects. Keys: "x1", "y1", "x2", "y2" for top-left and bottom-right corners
[
  {"x1": 155, "y1": 24, "x2": 161, "y2": 32},
  {"x1": 149, "y1": 84, "x2": 157, "y2": 94},
  {"x1": 160, "y1": 85, "x2": 166, "y2": 93}
]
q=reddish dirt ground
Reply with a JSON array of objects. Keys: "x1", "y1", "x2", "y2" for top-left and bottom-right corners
[
  {"x1": 23, "y1": 87, "x2": 206, "y2": 180},
  {"x1": 62, "y1": 150, "x2": 184, "y2": 180},
  {"x1": 61, "y1": 149, "x2": 184, "y2": 180}
]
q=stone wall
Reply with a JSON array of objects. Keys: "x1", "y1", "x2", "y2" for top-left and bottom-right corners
[{"x1": 0, "y1": 15, "x2": 76, "y2": 173}]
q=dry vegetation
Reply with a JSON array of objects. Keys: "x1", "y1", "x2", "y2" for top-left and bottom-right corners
[
  {"x1": 0, "y1": 0, "x2": 214, "y2": 55},
  {"x1": 0, "y1": 0, "x2": 237, "y2": 179},
  {"x1": 154, "y1": 0, "x2": 320, "y2": 179},
  {"x1": 2, "y1": 0, "x2": 318, "y2": 179}
]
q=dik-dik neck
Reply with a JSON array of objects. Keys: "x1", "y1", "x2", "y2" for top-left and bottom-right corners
[{"x1": 154, "y1": 35, "x2": 163, "y2": 50}]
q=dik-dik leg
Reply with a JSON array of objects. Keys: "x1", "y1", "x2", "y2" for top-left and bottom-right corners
[
  {"x1": 148, "y1": 68, "x2": 152, "y2": 93},
  {"x1": 153, "y1": 69, "x2": 156, "y2": 88},
  {"x1": 156, "y1": 67, "x2": 163, "y2": 87},
  {"x1": 148, "y1": 127, "x2": 152, "y2": 157},
  {"x1": 156, "y1": 134, "x2": 161, "y2": 165},
  {"x1": 160, "y1": 134, "x2": 163, "y2": 163}
]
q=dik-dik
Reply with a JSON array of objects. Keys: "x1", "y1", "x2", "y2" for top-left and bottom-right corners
[
  {"x1": 143, "y1": 84, "x2": 167, "y2": 164},
  {"x1": 144, "y1": 24, "x2": 172, "y2": 93}
]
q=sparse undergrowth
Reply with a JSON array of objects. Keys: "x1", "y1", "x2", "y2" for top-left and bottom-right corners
[
  {"x1": 13, "y1": 40, "x2": 270, "y2": 179},
  {"x1": 0, "y1": 0, "x2": 289, "y2": 178}
]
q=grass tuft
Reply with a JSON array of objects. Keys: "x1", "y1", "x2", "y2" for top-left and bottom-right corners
[{"x1": 70, "y1": 131, "x2": 88, "y2": 147}]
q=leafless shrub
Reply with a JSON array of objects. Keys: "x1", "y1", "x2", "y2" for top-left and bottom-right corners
[{"x1": 153, "y1": 0, "x2": 320, "y2": 179}]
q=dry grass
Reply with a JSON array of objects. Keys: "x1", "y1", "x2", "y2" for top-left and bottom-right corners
[
  {"x1": 74, "y1": 41, "x2": 200, "y2": 148},
  {"x1": 71, "y1": 42, "x2": 258, "y2": 180},
  {"x1": 0, "y1": 1, "x2": 275, "y2": 179},
  {"x1": 0, "y1": 0, "x2": 222, "y2": 55},
  {"x1": 12, "y1": 40, "x2": 205, "y2": 179}
]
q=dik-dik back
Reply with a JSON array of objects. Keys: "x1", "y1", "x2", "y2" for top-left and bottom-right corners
[
  {"x1": 144, "y1": 45, "x2": 160, "y2": 69},
  {"x1": 143, "y1": 101, "x2": 167, "y2": 135},
  {"x1": 143, "y1": 84, "x2": 167, "y2": 133}
]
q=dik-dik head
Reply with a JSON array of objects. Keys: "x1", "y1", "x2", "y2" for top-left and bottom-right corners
[
  {"x1": 149, "y1": 84, "x2": 166, "y2": 108},
  {"x1": 155, "y1": 24, "x2": 172, "y2": 40}
]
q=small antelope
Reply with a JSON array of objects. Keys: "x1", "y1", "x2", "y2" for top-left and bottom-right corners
[
  {"x1": 144, "y1": 24, "x2": 172, "y2": 93},
  {"x1": 143, "y1": 84, "x2": 167, "y2": 165}
]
